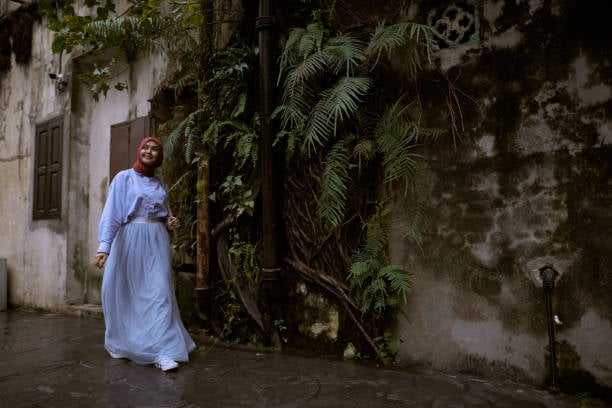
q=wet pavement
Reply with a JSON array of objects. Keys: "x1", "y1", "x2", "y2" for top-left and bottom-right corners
[{"x1": 0, "y1": 308, "x2": 583, "y2": 408}]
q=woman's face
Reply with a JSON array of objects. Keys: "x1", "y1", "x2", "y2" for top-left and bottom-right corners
[{"x1": 140, "y1": 141, "x2": 161, "y2": 166}]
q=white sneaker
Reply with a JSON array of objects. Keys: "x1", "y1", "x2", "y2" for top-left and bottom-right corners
[
  {"x1": 155, "y1": 357, "x2": 178, "y2": 372},
  {"x1": 109, "y1": 351, "x2": 123, "y2": 359}
]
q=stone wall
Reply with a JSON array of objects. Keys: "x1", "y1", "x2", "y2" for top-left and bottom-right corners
[{"x1": 393, "y1": 0, "x2": 611, "y2": 390}]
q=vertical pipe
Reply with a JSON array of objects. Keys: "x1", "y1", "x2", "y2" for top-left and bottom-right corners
[
  {"x1": 257, "y1": 0, "x2": 281, "y2": 281},
  {"x1": 540, "y1": 265, "x2": 559, "y2": 392},
  {"x1": 544, "y1": 288, "x2": 557, "y2": 390}
]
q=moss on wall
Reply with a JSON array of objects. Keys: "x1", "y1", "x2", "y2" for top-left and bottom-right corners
[{"x1": 394, "y1": 0, "x2": 612, "y2": 389}]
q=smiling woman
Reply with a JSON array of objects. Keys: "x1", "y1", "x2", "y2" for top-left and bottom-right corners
[
  {"x1": 132, "y1": 138, "x2": 163, "y2": 176},
  {"x1": 93, "y1": 136, "x2": 194, "y2": 372},
  {"x1": 140, "y1": 141, "x2": 161, "y2": 165}
]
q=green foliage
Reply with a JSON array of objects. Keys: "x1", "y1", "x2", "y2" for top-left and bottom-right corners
[
  {"x1": 366, "y1": 21, "x2": 434, "y2": 74},
  {"x1": 304, "y1": 76, "x2": 371, "y2": 153},
  {"x1": 211, "y1": 175, "x2": 255, "y2": 227},
  {"x1": 348, "y1": 205, "x2": 412, "y2": 318},
  {"x1": 229, "y1": 242, "x2": 260, "y2": 287},
  {"x1": 275, "y1": 17, "x2": 440, "y2": 332},
  {"x1": 43, "y1": 0, "x2": 201, "y2": 101},
  {"x1": 76, "y1": 58, "x2": 127, "y2": 101},
  {"x1": 373, "y1": 331, "x2": 398, "y2": 359},
  {"x1": 277, "y1": 18, "x2": 439, "y2": 231},
  {"x1": 37, "y1": 0, "x2": 116, "y2": 33},
  {"x1": 374, "y1": 99, "x2": 421, "y2": 184},
  {"x1": 318, "y1": 141, "x2": 351, "y2": 227}
]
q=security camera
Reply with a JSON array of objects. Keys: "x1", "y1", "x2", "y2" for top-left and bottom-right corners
[{"x1": 49, "y1": 73, "x2": 65, "y2": 80}]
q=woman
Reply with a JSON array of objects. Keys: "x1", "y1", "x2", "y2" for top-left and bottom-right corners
[{"x1": 93, "y1": 136, "x2": 195, "y2": 372}]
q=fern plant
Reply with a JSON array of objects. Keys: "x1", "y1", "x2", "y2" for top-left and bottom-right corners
[
  {"x1": 276, "y1": 17, "x2": 441, "y2": 343},
  {"x1": 348, "y1": 205, "x2": 411, "y2": 318},
  {"x1": 276, "y1": 20, "x2": 439, "y2": 228}
]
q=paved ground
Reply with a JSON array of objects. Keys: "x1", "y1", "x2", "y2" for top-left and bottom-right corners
[{"x1": 0, "y1": 308, "x2": 585, "y2": 408}]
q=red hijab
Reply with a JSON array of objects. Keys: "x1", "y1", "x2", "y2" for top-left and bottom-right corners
[{"x1": 132, "y1": 136, "x2": 164, "y2": 177}]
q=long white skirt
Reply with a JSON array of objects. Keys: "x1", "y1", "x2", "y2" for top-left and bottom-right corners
[{"x1": 101, "y1": 221, "x2": 195, "y2": 364}]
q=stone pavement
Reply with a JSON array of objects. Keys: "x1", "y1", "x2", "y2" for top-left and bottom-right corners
[{"x1": 0, "y1": 308, "x2": 584, "y2": 408}]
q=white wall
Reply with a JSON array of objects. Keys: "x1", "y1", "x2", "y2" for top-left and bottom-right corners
[
  {"x1": 0, "y1": 4, "x2": 170, "y2": 310},
  {"x1": 0, "y1": 17, "x2": 70, "y2": 310}
]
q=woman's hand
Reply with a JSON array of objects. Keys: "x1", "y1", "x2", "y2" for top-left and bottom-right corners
[
  {"x1": 167, "y1": 216, "x2": 181, "y2": 231},
  {"x1": 94, "y1": 252, "x2": 109, "y2": 269}
]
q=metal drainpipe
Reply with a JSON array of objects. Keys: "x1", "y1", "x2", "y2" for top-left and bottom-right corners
[
  {"x1": 539, "y1": 264, "x2": 560, "y2": 393},
  {"x1": 256, "y1": 0, "x2": 281, "y2": 288}
]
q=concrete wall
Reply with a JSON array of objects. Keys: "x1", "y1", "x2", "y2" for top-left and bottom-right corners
[
  {"x1": 0, "y1": 10, "x2": 70, "y2": 309},
  {"x1": 0, "y1": 2, "x2": 169, "y2": 309},
  {"x1": 392, "y1": 0, "x2": 611, "y2": 390}
]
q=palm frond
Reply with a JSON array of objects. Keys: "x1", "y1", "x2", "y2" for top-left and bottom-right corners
[
  {"x1": 278, "y1": 76, "x2": 317, "y2": 131},
  {"x1": 324, "y1": 34, "x2": 365, "y2": 76},
  {"x1": 304, "y1": 76, "x2": 371, "y2": 153},
  {"x1": 353, "y1": 205, "x2": 390, "y2": 262},
  {"x1": 283, "y1": 33, "x2": 365, "y2": 88},
  {"x1": 300, "y1": 22, "x2": 326, "y2": 58},
  {"x1": 358, "y1": 225, "x2": 388, "y2": 263},
  {"x1": 278, "y1": 23, "x2": 326, "y2": 82},
  {"x1": 83, "y1": 16, "x2": 195, "y2": 57},
  {"x1": 173, "y1": 72, "x2": 198, "y2": 97},
  {"x1": 204, "y1": 117, "x2": 221, "y2": 144},
  {"x1": 348, "y1": 260, "x2": 373, "y2": 288},
  {"x1": 164, "y1": 109, "x2": 200, "y2": 157},
  {"x1": 318, "y1": 141, "x2": 351, "y2": 227},
  {"x1": 218, "y1": 119, "x2": 259, "y2": 169},
  {"x1": 278, "y1": 27, "x2": 306, "y2": 75},
  {"x1": 352, "y1": 138, "x2": 375, "y2": 172},
  {"x1": 375, "y1": 100, "x2": 422, "y2": 183},
  {"x1": 286, "y1": 50, "x2": 329, "y2": 88},
  {"x1": 379, "y1": 265, "x2": 411, "y2": 301},
  {"x1": 398, "y1": 168, "x2": 431, "y2": 243},
  {"x1": 366, "y1": 22, "x2": 434, "y2": 73}
]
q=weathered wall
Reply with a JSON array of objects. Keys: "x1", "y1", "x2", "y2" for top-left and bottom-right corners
[
  {"x1": 0, "y1": 1, "x2": 170, "y2": 309},
  {"x1": 392, "y1": 0, "x2": 611, "y2": 390},
  {"x1": 0, "y1": 7, "x2": 71, "y2": 309}
]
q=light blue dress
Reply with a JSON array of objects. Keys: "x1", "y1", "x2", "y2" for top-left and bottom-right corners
[{"x1": 98, "y1": 169, "x2": 195, "y2": 365}]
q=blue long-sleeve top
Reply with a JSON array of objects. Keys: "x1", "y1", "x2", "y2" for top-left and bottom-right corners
[{"x1": 97, "y1": 169, "x2": 169, "y2": 254}]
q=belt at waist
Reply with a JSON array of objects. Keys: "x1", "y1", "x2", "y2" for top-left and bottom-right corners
[{"x1": 129, "y1": 216, "x2": 164, "y2": 224}]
